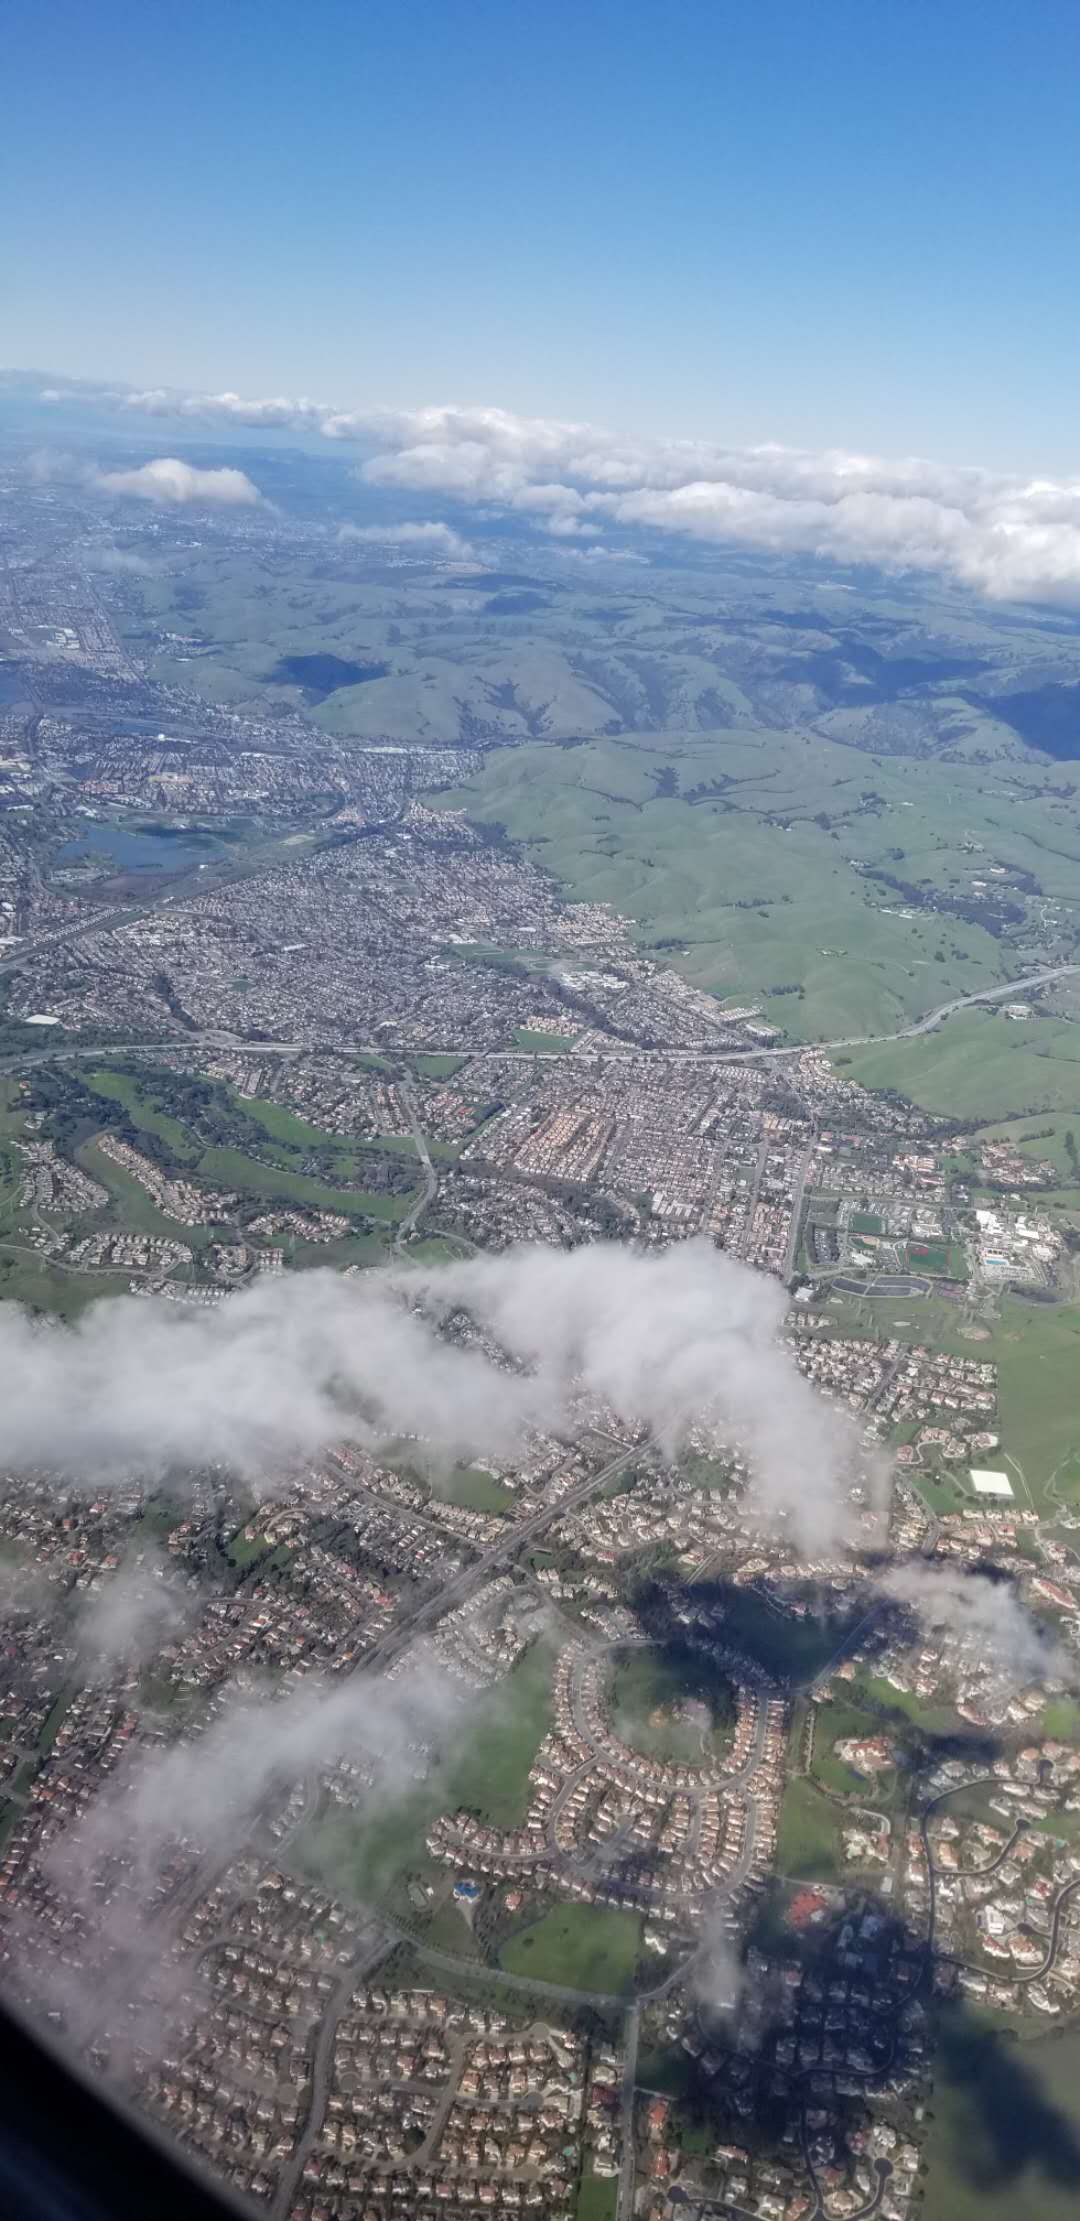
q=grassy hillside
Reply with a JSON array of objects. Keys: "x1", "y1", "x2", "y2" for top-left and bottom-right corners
[{"x1": 431, "y1": 727, "x2": 1080, "y2": 1040}]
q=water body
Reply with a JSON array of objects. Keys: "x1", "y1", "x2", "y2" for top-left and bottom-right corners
[
  {"x1": 54, "y1": 822, "x2": 220, "y2": 873},
  {"x1": 0, "y1": 663, "x2": 30, "y2": 708},
  {"x1": 269, "y1": 652, "x2": 389, "y2": 699},
  {"x1": 484, "y1": 592, "x2": 551, "y2": 616}
]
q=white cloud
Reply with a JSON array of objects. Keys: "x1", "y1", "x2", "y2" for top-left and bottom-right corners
[
  {"x1": 0, "y1": 1241, "x2": 873, "y2": 1554},
  {"x1": 93, "y1": 457, "x2": 261, "y2": 506},
  {"x1": 59, "y1": 377, "x2": 1080, "y2": 603},
  {"x1": 125, "y1": 386, "x2": 328, "y2": 430},
  {"x1": 339, "y1": 519, "x2": 476, "y2": 559}
]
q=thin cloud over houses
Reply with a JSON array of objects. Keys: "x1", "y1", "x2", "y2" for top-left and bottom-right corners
[{"x1": 44, "y1": 374, "x2": 1080, "y2": 604}]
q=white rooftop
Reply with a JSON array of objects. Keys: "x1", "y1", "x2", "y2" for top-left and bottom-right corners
[{"x1": 970, "y1": 1468, "x2": 1013, "y2": 1498}]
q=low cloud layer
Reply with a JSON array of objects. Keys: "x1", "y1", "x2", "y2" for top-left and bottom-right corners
[
  {"x1": 92, "y1": 457, "x2": 261, "y2": 506},
  {"x1": 51, "y1": 376, "x2": 1080, "y2": 604},
  {"x1": 0, "y1": 1241, "x2": 868, "y2": 1552}
]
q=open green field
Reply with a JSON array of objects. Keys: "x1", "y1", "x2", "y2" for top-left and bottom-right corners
[
  {"x1": 79, "y1": 1062, "x2": 424, "y2": 1215},
  {"x1": 1041, "y1": 1698, "x2": 1080, "y2": 1740},
  {"x1": 989, "y1": 1298, "x2": 1080, "y2": 1512},
  {"x1": 419, "y1": 1897, "x2": 483, "y2": 1959},
  {"x1": 79, "y1": 1138, "x2": 212, "y2": 1248},
  {"x1": 816, "y1": 1289, "x2": 981, "y2": 1350},
  {"x1": 225, "y1": 1524, "x2": 272, "y2": 1569},
  {"x1": 575, "y1": 2173, "x2": 618, "y2": 2221},
  {"x1": 813, "y1": 1285, "x2": 1080, "y2": 1511},
  {"x1": 512, "y1": 1026, "x2": 580, "y2": 1052},
  {"x1": 427, "y1": 1463, "x2": 515, "y2": 1515},
  {"x1": 0, "y1": 1242, "x2": 131, "y2": 1316},
  {"x1": 809, "y1": 1697, "x2": 896, "y2": 1798},
  {"x1": 499, "y1": 1903, "x2": 641, "y2": 1995},
  {"x1": 234, "y1": 1093, "x2": 363, "y2": 1150},
  {"x1": 611, "y1": 1646, "x2": 734, "y2": 1765},
  {"x1": 776, "y1": 1777, "x2": 844, "y2": 1880},
  {"x1": 964, "y1": 1113, "x2": 1080, "y2": 1181},
  {"x1": 8, "y1": 1061, "x2": 424, "y2": 1281},
  {"x1": 447, "y1": 1639, "x2": 554, "y2": 1826},
  {"x1": 81, "y1": 1068, "x2": 200, "y2": 1160},
  {"x1": 233, "y1": 1090, "x2": 453, "y2": 1164},
  {"x1": 842, "y1": 1008, "x2": 1080, "y2": 1121},
  {"x1": 408, "y1": 1233, "x2": 474, "y2": 1263},
  {"x1": 195, "y1": 1142, "x2": 416, "y2": 1220},
  {"x1": 849, "y1": 1669, "x2": 968, "y2": 1739},
  {"x1": 410, "y1": 1053, "x2": 466, "y2": 1079},
  {"x1": 914, "y1": 1470, "x2": 975, "y2": 1517},
  {"x1": 923, "y1": 2016, "x2": 1080, "y2": 2221}
]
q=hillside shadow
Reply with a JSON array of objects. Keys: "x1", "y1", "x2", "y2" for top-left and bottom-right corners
[
  {"x1": 933, "y1": 2008, "x2": 1080, "y2": 2200},
  {"x1": 632, "y1": 1570, "x2": 888, "y2": 1687}
]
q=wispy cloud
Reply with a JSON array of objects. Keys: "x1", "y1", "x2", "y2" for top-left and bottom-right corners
[
  {"x1": 880, "y1": 1561, "x2": 1073, "y2": 1690},
  {"x1": 76, "y1": 1548, "x2": 197, "y2": 1675}
]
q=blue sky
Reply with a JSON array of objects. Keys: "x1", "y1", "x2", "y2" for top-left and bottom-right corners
[{"x1": 4, "y1": 0, "x2": 1079, "y2": 469}]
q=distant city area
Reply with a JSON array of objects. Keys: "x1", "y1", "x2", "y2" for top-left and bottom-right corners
[{"x1": 3, "y1": 408, "x2": 1080, "y2": 2221}]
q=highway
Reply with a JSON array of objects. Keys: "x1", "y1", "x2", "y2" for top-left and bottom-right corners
[
  {"x1": 393, "y1": 1077, "x2": 439, "y2": 1252},
  {"x1": 2, "y1": 958, "x2": 1079, "y2": 1080},
  {"x1": 359, "y1": 1438, "x2": 641, "y2": 1677},
  {"x1": 325, "y1": 958, "x2": 1080, "y2": 1064}
]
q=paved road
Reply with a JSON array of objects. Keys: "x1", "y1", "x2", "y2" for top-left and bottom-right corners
[
  {"x1": 616, "y1": 2003, "x2": 640, "y2": 2221},
  {"x1": 384, "y1": 1920, "x2": 633, "y2": 2010},
  {"x1": 919, "y1": 1774, "x2": 995, "y2": 1957},
  {"x1": 270, "y1": 1921, "x2": 394, "y2": 2221},
  {"x1": 832, "y1": 1272, "x2": 932, "y2": 1299}
]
